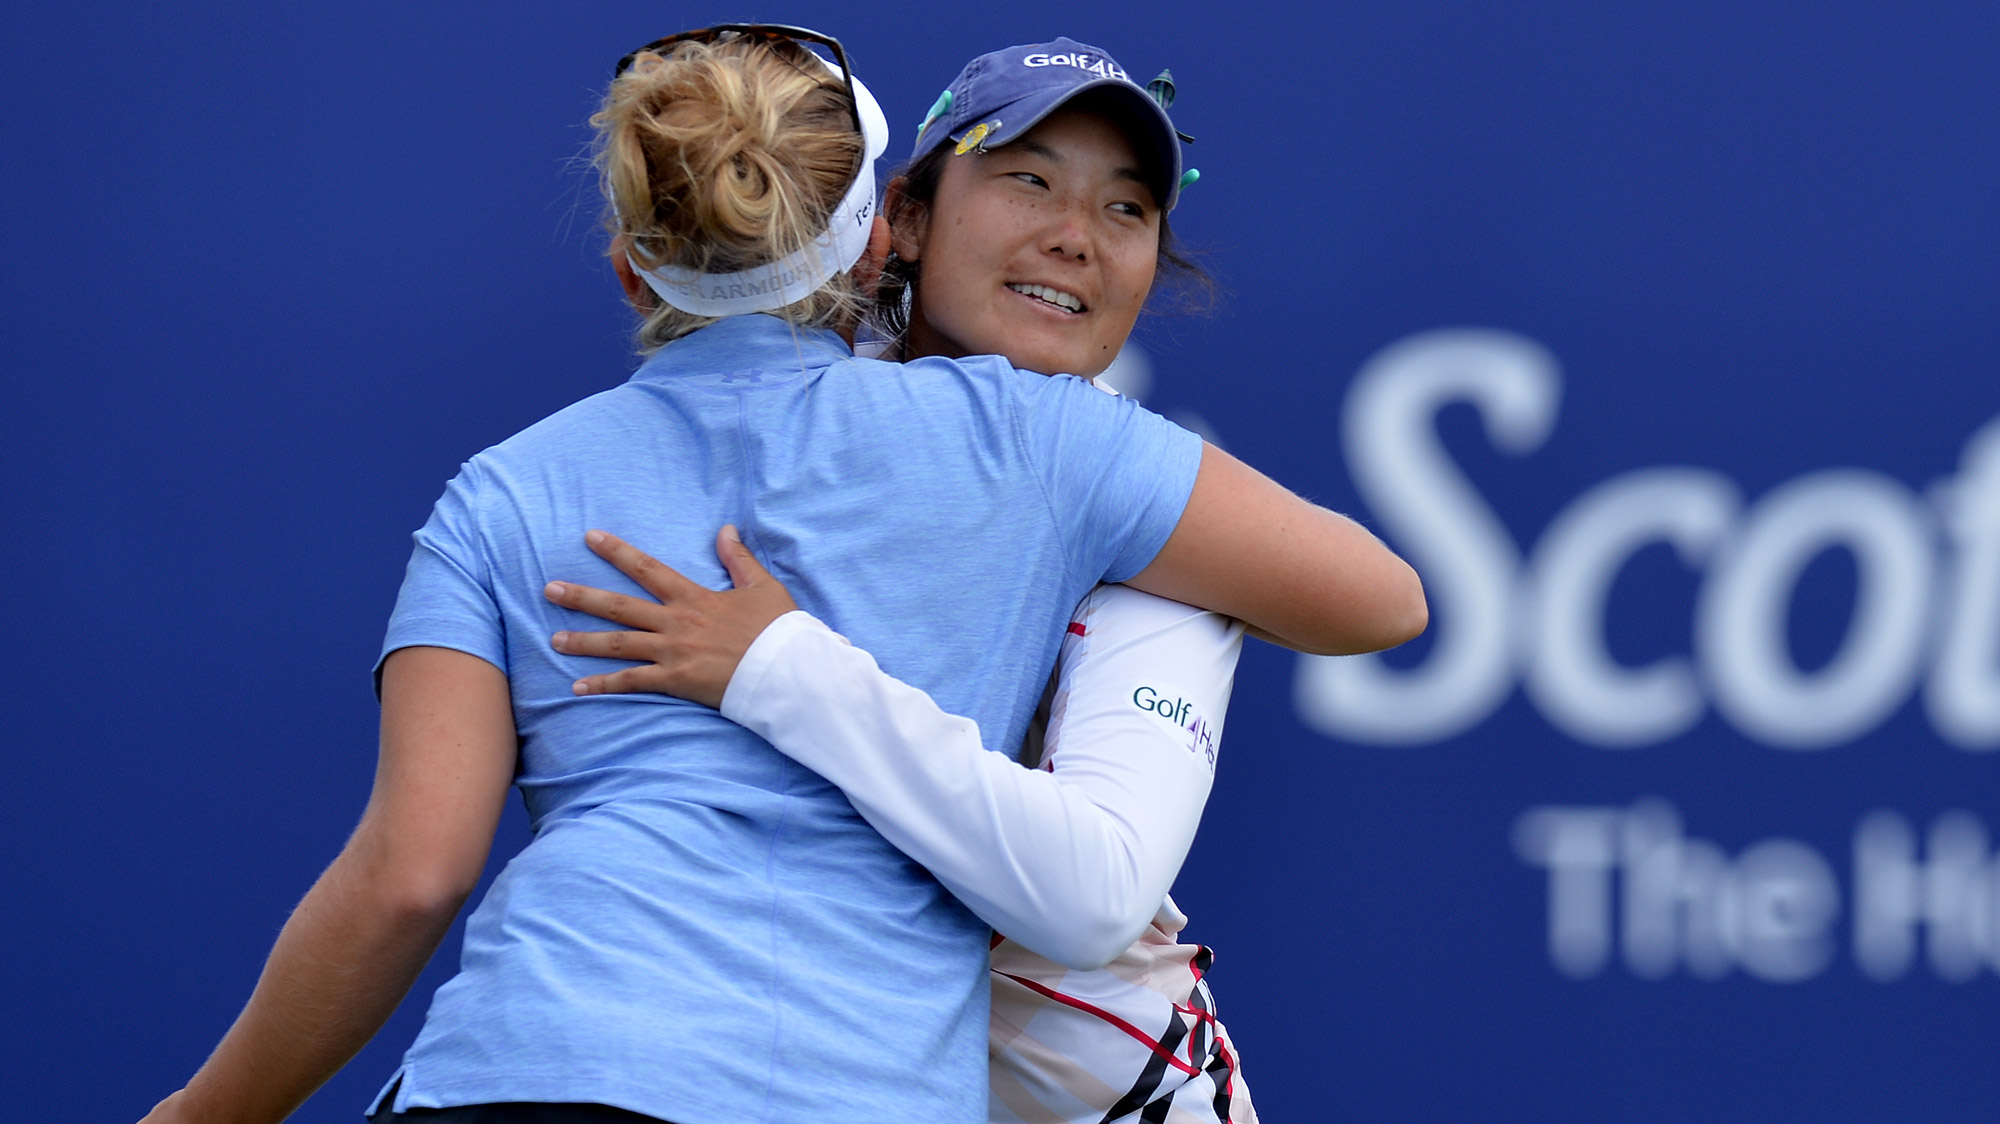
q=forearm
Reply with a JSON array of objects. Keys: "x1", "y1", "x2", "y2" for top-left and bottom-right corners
[
  {"x1": 1251, "y1": 504, "x2": 1427, "y2": 654},
  {"x1": 149, "y1": 647, "x2": 512, "y2": 1124},
  {"x1": 1128, "y1": 443, "x2": 1428, "y2": 656},
  {"x1": 723, "y1": 612, "x2": 1208, "y2": 969},
  {"x1": 155, "y1": 841, "x2": 463, "y2": 1124}
]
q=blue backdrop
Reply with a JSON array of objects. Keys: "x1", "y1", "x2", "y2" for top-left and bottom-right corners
[{"x1": 5, "y1": 3, "x2": 1996, "y2": 1121}]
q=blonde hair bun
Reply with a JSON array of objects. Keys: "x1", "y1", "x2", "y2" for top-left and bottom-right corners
[{"x1": 592, "y1": 35, "x2": 868, "y2": 351}]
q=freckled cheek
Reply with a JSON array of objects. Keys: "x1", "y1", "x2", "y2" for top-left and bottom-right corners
[
  {"x1": 1100, "y1": 271, "x2": 1146, "y2": 310},
  {"x1": 1111, "y1": 246, "x2": 1159, "y2": 306}
]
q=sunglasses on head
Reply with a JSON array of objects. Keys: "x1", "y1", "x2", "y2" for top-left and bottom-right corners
[{"x1": 613, "y1": 23, "x2": 863, "y2": 136}]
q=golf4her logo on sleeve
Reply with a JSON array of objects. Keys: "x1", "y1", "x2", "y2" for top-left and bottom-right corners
[{"x1": 1132, "y1": 685, "x2": 1218, "y2": 770}]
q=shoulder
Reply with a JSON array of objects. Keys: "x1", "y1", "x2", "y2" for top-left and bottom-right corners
[
  {"x1": 1057, "y1": 586, "x2": 1243, "y2": 698},
  {"x1": 479, "y1": 384, "x2": 647, "y2": 460},
  {"x1": 885, "y1": 354, "x2": 1107, "y2": 400},
  {"x1": 812, "y1": 352, "x2": 1015, "y2": 401},
  {"x1": 430, "y1": 382, "x2": 680, "y2": 500},
  {"x1": 887, "y1": 352, "x2": 1019, "y2": 388},
  {"x1": 819, "y1": 354, "x2": 1102, "y2": 451}
]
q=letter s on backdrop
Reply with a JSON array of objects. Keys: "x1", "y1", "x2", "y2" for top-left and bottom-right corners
[{"x1": 1295, "y1": 329, "x2": 1561, "y2": 744}]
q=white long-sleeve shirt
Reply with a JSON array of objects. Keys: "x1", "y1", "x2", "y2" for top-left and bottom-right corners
[{"x1": 721, "y1": 584, "x2": 1244, "y2": 969}]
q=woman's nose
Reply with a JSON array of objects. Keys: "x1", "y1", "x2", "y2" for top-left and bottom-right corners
[{"x1": 1041, "y1": 199, "x2": 1095, "y2": 263}]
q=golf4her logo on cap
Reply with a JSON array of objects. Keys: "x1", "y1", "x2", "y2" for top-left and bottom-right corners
[{"x1": 1022, "y1": 51, "x2": 1129, "y2": 81}]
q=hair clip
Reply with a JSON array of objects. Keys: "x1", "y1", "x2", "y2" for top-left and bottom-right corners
[
  {"x1": 1179, "y1": 168, "x2": 1201, "y2": 190},
  {"x1": 954, "y1": 119, "x2": 1000, "y2": 156},
  {"x1": 915, "y1": 89, "x2": 953, "y2": 145}
]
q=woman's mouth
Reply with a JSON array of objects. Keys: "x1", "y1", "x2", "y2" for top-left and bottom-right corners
[{"x1": 1006, "y1": 283, "x2": 1087, "y2": 314}]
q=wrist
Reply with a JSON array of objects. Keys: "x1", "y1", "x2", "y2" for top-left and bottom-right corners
[{"x1": 718, "y1": 609, "x2": 826, "y2": 722}]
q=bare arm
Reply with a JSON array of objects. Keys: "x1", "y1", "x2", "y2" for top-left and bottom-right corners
[
  {"x1": 1125, "y1": 442, "x2": 1428, "y2": 656},
  {"x1": 140, "y1": 647, "x2": 516, "y2": 1124}
]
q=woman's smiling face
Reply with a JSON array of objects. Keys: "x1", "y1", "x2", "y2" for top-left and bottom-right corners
[{"x1": 898, "y1": 106, "x2": 1162, "y2": 377}]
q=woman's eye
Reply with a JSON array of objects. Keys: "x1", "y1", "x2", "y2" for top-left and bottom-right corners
[
  {"x1": 1110, "y1": 201, "x2": 1147, "y2": 219},
  {"x1": 1007, "y1": 172, "x2": 1049, "y2": 189}
]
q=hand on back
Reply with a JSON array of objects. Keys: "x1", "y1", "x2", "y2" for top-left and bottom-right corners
[{"x1": 545, "y1": 526, "x2": 800, "y2": 709}]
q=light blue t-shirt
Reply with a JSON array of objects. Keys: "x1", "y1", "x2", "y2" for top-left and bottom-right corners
[{"x1": 371, "y1": 315, "x2": 1202, "y2": 1124}]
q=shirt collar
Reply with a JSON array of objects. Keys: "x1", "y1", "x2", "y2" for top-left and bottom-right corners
[{"x1": 632, "y1": 314, "x2": 853, "y2": 383}]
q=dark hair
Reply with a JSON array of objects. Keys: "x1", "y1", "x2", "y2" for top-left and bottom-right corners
[{"x1": 869, "y1": 137, "x2": 1214, "y2": 347}]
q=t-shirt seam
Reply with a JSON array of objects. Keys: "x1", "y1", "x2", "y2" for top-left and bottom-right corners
[
  {"x1": 460, "y1": 457, "x2": 509, "y2": 660},
  {"x1": 746, "y1": 380, "x2": 791, "y2": 1124},
  {"x1": 458, "y1": 452, "x2": 498, "y2": 600}
]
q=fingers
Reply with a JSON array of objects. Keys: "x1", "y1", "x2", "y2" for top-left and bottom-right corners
[
  {"x1": 570, "y1": 664, "x2": 674, "y2": 697},
  {"x1": 585, "y1": 529, "x2": 703, "y2": 603},
  {"x1": 714, "y1": 524, "x2": 775, "y2": 590},
  {"x1": 550, "y1": 628, "x2": 661, "y2": 662},
  {"x1": 543, "y1": 580, "x2": 667, "y2": 628},
  {"x1": 552, "y1": 631, "x2": 687, "y2": 697}
]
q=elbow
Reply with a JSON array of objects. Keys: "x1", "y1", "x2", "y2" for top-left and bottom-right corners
[
  {"x1": 1344, "y1": 576, "x2": 1428, "y2": 656},
  {"x1": 1043, "y1": 929, "x2": 1141, "y2": 973},
  {"x1": 1035, "y1": 895, "x2": 1158, "y2": 972},
  {"x1": 1294, "y1": 561, "x2": 1430, "y2": 657},
  {"x1": 353, "y1": 841, "x2": 482, "y2": 928},
  {"x1": 381, "y1": 869, "x2": 478, "y2": 925},
  {"x1": 1381, "y1": 563, "x2": 1429, "y2": 648},
  {"x1": 366, "y1": 860, "x2": 478, "y2": 924}
]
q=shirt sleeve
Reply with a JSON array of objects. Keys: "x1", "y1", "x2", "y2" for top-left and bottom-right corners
[
  {"x1": 720, "y1": 585, "x2": 1244, "y2": 970},
  {"x1": 1009, "y1": 369, "x2": 1205, "y2": 586},
  {"x1": 375, "y1": 462, "x2": 508, "y2": 687}
]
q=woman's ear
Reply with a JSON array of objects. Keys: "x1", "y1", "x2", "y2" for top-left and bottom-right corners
[
  {"x1": 883, "y1": 175, "x2": 927, "y2": 264},
  {"x1": 850, "y1": 214, "x2": 893, "y2": 298},
  {"x1": 609, "y1": 233, "x2": 656, "y2": 311}
]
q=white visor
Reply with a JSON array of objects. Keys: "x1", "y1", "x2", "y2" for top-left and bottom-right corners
[{"x1": 630, "y1": 52, "x2": 890, "y2": 318}]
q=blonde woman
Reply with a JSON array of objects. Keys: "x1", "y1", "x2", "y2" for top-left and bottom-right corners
[{"x1": 140, "y1": 26, "x2": 1421, "y2": 1124}]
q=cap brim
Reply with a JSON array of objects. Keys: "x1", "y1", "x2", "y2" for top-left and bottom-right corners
[{"x1": 947, "y1": 78, "x2": 1183, "y2": 210}]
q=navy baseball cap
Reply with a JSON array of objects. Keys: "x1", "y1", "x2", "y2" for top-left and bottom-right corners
[{"x1": 911, "y1": 37, "x2": 1193, "y2": 211}]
